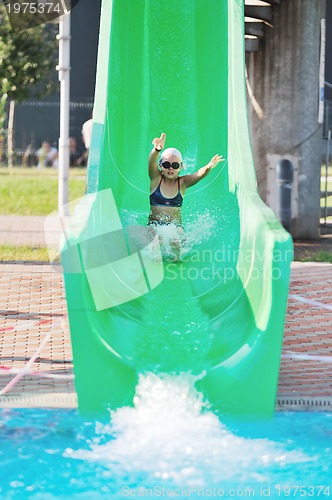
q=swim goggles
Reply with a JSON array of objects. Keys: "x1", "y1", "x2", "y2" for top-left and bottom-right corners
[{"x1": 159, "y1": 161, "x2": 182, "y2": 170}]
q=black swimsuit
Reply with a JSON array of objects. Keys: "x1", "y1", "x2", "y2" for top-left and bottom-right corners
[{"x1": 150, "y1": 177, "x2": 183, "y2": 207}]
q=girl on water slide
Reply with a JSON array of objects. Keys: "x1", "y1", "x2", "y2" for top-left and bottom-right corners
[{"x1": 147, "y1": 132, "x2": 224, "y2": 259}]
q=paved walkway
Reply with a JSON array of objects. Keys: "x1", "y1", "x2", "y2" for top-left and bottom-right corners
[
  {"x1": 0, "y1": 261, "x2": 74, "y2": 408},
  {"x1": 0, "y1": 215, "x2": 49, "y2": 247},
  {"x1": 279, "y1": 262, "x2": 332, "y2": 410},
  {"x1": 0, "y1": 216, "x2": 332, "y2": 410}
]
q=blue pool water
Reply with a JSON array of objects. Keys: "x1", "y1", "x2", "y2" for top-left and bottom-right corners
[{"x1": 0, "y1": 374, "x2": 332, "y2": 499}]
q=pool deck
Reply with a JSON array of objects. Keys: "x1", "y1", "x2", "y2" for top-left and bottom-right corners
[{"x1": 0, "y1": 215, "x2": 332, "y2": 411}]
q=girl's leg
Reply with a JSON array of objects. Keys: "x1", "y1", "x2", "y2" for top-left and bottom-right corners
[{"x1": 169, "y1": 226, "x2": 186, "y2": 261}]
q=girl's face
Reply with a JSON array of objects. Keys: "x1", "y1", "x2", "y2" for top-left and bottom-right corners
[{"x1": 159, "y1": 153, "x2": 182, "y2": 180}]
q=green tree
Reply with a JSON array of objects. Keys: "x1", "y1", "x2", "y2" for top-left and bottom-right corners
[{"x1": 0, "y1": 5, "x2": 57, "y2": 166}]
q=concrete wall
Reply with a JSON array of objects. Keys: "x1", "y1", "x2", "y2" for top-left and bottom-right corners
[{"x1": 246, "y1": 0, "x2": 326, "y2": 239}]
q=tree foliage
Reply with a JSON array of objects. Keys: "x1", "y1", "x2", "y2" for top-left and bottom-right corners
[{"x1": 0, "y1": 5, "x2": 57, "y2": 103}]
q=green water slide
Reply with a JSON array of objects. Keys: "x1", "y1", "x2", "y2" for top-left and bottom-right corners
[{"x1": 62, "y1": 0, "x2": 293, "y2": 418}]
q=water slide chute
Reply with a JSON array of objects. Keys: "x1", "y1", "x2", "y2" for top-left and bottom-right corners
[{"x1": 62, "y1": 0, "x2": 293, "y2": 418}]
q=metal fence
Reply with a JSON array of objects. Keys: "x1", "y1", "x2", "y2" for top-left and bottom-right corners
[
  {"x1": 321, "y1": 100, "x2": 332, "y2": 227},
  {"x1": 0, "y1": 99, "x2": 93, "y2": 167}
]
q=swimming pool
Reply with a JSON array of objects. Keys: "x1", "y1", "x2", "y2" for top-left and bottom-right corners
[{"x1": 0, "y1": 374, "x2": 331, "y2": 499}]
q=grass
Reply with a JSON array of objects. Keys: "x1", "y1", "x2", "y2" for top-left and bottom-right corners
[
  {"x1": 297, "y1": 251, "x2": 332, "y2": 264},
  {"x1": 2, "y1": 167, "x2": 332, "y2": 264},
  {"x1": 0, "y1": 167, "x2": 84, "y2": 262},
  {"x1": 320, "y1": 177, "x2": 332, "y2": 222},
  {"x1": 321, "y1": 164, "x2": 332, "y2": 177},
  {"x1": 0, "y1": 167, "x2": 86, "y2": 215},
  {"x1": 0, "y1": 166, "x2": 86, "y2": 178},
  {"x1": 0, "y1": 245, "x2": 51, "y2": 262},
  {"x1": 2, "y1": 166, "x2": 331, "y2": 215}
]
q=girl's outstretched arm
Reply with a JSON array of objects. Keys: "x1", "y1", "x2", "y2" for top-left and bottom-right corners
[
  {"x1": 182, "y1": 154, "x2": 224, "y2": 188},
  {"x1": 148, "y1": 132, "x2": 166, "y2": 180}
]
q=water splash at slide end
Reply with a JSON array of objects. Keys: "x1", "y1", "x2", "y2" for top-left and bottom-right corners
[{"x1": 61, "y1": 0, "x2": 293, "y2": 419}]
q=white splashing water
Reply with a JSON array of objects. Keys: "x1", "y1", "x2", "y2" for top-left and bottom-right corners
[
  {"x1": 185, "y1": 210, "x2": 218, "y2": 247},
  {"x1": 120, "y1": 208, "x2": 218, "y2": 261},
  {"x1": 67, "y1": 374, "x2": 312, "y2": 489}
]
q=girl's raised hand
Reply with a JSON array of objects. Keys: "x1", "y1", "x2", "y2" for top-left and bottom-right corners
[
  {"x1": 152, "y1": 132, "x2": 166, "y2": 152},
  {"x1": 208, "y1": 154, "x2": 224, "y2": 169}
]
